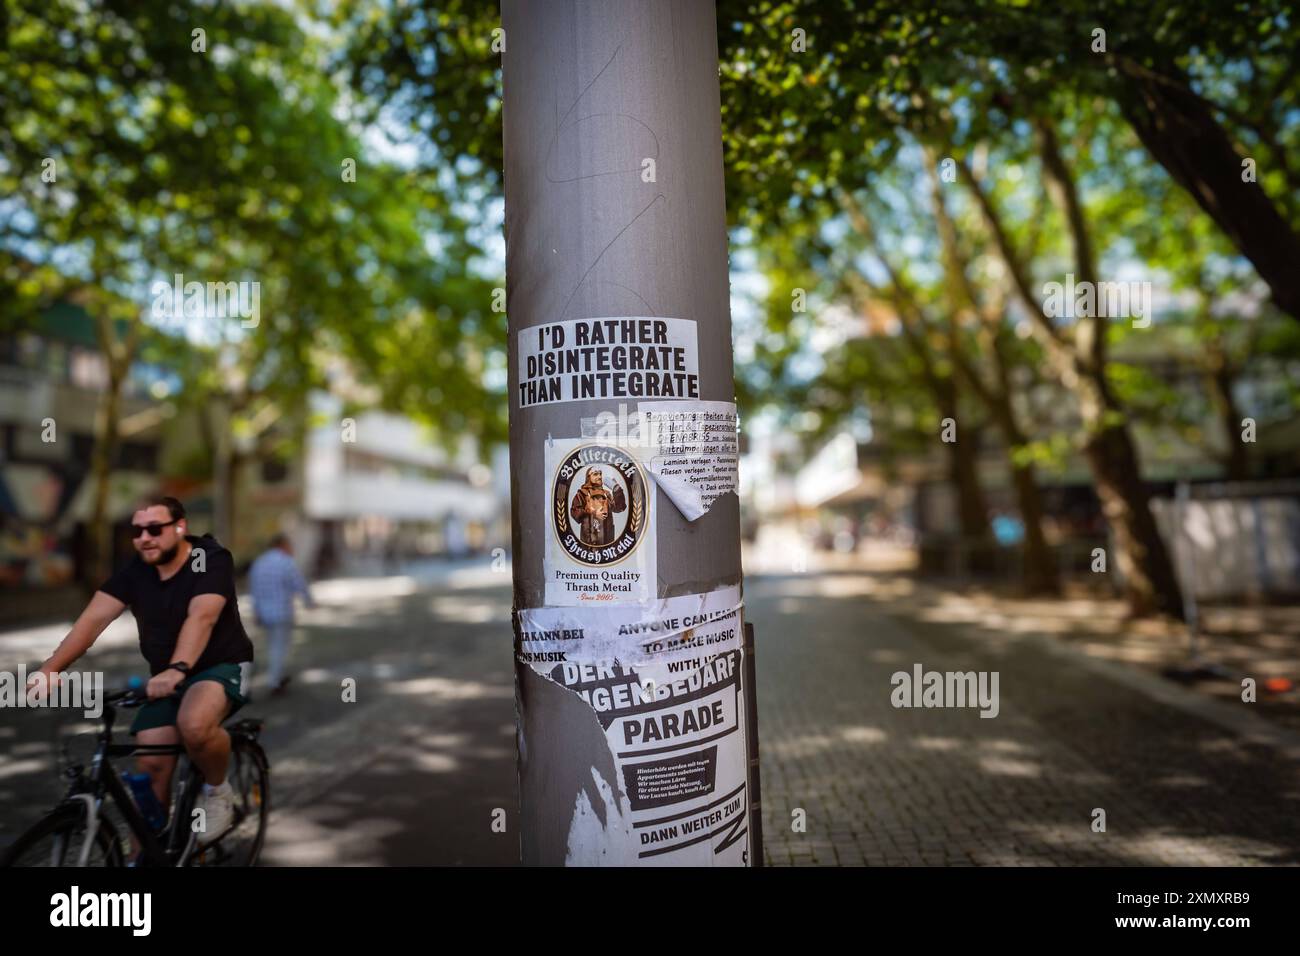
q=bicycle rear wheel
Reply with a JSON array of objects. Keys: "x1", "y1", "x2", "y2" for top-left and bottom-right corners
[
  {"x1": 191, "y1": 738, "x2": 270, "y2": 867},
  {"x1": 0, "y1": 805, "x2": 124, "y2": 867}
]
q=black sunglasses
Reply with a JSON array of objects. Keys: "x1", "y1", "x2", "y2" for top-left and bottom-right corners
[{"x1": 131, "y1": 519, "x2": 180, "y2": 539}]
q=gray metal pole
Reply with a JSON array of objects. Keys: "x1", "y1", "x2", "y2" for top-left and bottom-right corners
[{"x1": 502, "y1": 0, "x2": 755, "y2": 865}]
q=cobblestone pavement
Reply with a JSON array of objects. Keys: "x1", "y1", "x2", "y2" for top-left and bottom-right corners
[
  {"x1": 749, "y1": 571, "x2": 1300, "y2": 867},
  {"x1": 3, "y1": 563, "x2": 1297, "y2": 865}
]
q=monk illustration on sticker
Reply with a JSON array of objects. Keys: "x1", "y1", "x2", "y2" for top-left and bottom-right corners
[
  {"x1": 571, "y1": 467, "x2": 625, "y2": 546},
  {"x1": 552, "y1": 444, "x2": 647, "y2": 565}
]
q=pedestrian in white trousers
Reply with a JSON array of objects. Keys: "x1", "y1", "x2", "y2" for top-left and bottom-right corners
[{"x1": 247, "y1": 533, "x2": 314, "y2": 695}]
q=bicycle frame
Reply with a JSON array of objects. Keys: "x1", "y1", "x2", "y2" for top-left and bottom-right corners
[
  {"x1": 30, "y1": 684, "x2": 265, "y2": 868},
  {"x1": 71, "y1": 698, "x2": 200, "y2": 867}
]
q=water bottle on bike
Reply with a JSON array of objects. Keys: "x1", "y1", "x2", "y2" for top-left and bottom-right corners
[
  {"x1": 119, "y1": 677, "x2": 168, "y2": 832},
  {"x1": 121, "y1": 772, "x2": 167, "y2": 831}
]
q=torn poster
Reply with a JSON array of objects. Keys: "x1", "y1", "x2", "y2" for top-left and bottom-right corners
[
  {"x1": 576, "y1": 400, "x2": 740, "y2": 522},
  {"x1": 516, "y1": 583, "x2": 742, "y2": 667},
  {"x1": 639, "y1": 400, "x2": 738, "y2": 521},
  {"x1": 544, "y1": 437, "x2": 657, "y2": 606},
  {"x1": 517, "y1": 611, "x2": 752, "y2": 865},
  {"x1": 518, "y1": 317, "x2": 700, "y2": 408}
]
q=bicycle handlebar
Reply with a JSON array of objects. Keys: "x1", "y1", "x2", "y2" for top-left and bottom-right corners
[
  {"x1": 99, "y1": 673, "x2": 193, "y2": 713},
  {"x1": 104, "y1": 687, "x2": 149, "y2": 707},
  {"x1": 105, "y1": 674, "x2": 181, "y2": 707}
]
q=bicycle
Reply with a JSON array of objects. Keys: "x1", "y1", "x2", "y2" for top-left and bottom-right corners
[{"x1": 0, "y1": 684, "x2": 270, "y2": 867}]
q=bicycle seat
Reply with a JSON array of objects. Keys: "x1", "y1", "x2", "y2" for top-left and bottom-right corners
[{"x1": 227, "y1": 717, "x2": 263, "y2": 740}]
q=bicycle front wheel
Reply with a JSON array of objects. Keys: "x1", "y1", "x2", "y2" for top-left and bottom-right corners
[{"x1": 0, "y1": 804, "x2": 124, "y2": 867}]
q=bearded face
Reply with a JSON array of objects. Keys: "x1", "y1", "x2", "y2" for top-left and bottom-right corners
[
  {"x1": 131, "y1": 504, "x2": 185, "y2": 566},
  {"x1": 571, "y1": 465, "x2": 624, "y2": 547}
]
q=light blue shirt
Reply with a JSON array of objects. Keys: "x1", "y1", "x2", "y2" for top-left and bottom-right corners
[{"x1": 248, "y1": 548, "x2": 312, "y2": 625}]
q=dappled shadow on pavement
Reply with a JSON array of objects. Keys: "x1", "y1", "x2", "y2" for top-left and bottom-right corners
[
  {"x1": 7, "y1": 564, "x2": 1296, "y2": 866},
  {"x1": 749, "y1": 570, "x2": 1300, "y2": 866},
  {"x1": 256, "y1": 572, "x2": 521, "y2": 865}
]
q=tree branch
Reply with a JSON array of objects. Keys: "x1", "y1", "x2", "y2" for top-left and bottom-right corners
[
  {"x1": 1034, "y1": 114, "x2": 1106, "y2": 372},
  {"x1": 955, "y1": 155, "x2": 1075, "y2": 380}
]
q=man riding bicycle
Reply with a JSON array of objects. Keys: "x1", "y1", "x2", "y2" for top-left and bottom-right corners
[{"x1": 27, "y1": 495, "x2": 255, "y2": 846}]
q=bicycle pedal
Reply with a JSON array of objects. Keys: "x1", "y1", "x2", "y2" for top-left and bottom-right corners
[
  {"x1": 194, "y1": 840, "x2": 232, "y2": 865},
  {"x1": 197, "y1": 822, "x2": 237, "y2": 848}
]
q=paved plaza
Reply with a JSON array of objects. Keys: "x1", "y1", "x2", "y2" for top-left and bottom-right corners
[{"x1": 3, "y1": 561, "x2": 1297, "y2": 866}]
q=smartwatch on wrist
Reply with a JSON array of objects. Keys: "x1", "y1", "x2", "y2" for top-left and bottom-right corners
[{"x1": 166, "y1": 661, "x2": 192, "y2": 676}]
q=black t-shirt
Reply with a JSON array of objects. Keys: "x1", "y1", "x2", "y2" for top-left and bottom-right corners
[{"x1": 100, "y1": 534, "x2": 254, "y2": 675}]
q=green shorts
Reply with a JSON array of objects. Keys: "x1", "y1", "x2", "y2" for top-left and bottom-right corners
[{"x1": 130, "y1": 662, "x2": 252, "y2": 735}]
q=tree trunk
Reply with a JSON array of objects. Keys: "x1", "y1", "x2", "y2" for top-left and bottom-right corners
[
  {"x1": 1205, "y1": 352, "x2": 1249, "y2": 481},
  {"x1": 85, "y1": 306, "x2": 138, "y2": 589},
  {"x1": 223, "y1": 451, "x2": 240, "y2": 551},
  {"x1": 948, "y1": 436, "x2": 991, "y2": 543},
  {"x1": 984, "y1": 354, "x2": 1058, "y2": 594},
  {"x1": 85, "y1": 363, "x2": 124, "y2": 589},
  {"x1": 1008, "y1": 458, "x2": 1056, "y2": 594},
  {"x1": 962, "y1": 129, "x2": 1185, "y2": 618},
  {"x1": 923, "y1": 160, "x2": 1058, "y2": 594},
  {"x1": 209, "y1": 398, "x2": 234, "y2": 546},
  {"x1": 935, "y1": 379, "x2": 991, "y2": 543},
  {"x1": 1079, "y1": 382, "x2": 1185, "y2": 619},
  {"x1": 990, "y1": 398, "x2": 1058, "y2": 595},
  {"x1": 1038, "y1": 116, "x2": 1184, "y2": 616},
  {"x1": 1117, "y1": 59, "x2": 1300, "y2": 324}
]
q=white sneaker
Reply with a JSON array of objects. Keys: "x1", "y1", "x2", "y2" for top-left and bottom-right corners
[{"x1": 197, "y1": 782, "x2": 234, "y2": 846}]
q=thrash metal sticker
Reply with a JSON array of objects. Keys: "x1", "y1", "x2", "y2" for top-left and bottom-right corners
[{"x1": 545, "y1": 438, "x2": 656, "y2": 606}]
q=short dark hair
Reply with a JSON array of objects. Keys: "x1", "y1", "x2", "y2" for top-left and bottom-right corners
[{"x1": 143, "y1": 495, "x2": 186, "y2": 522}]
